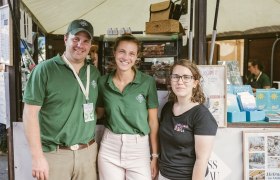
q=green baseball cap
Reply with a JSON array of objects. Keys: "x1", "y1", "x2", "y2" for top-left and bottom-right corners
[{"x1": 67, "y1": 19, "x2": 94, "y2": 39}]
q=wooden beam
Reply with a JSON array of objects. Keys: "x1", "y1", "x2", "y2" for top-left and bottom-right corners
[{"x1": 7, "y1": 0, "x2": 22, "y2": 179}]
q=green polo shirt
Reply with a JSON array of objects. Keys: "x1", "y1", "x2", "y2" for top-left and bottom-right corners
[
  {"x1": 97, "y1": 70, "x2": 159, "y2": 135},
  {"x1": 23, "y1": 55, "x2": 100, "y2": 152},
  {"x1": 247, "y1": 72, "x2": 271, "y2": 89}
]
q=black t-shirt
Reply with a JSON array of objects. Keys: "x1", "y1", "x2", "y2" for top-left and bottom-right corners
[{"x1": 158, "y1": 102, "x2": 218, "y2": 180}]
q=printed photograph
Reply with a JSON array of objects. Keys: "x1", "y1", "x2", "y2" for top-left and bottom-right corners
[
  {"x1": 267, "y1": 156, "x2": 280, "y2": 169},
  {"x1": 248, "y1": 136, "x2": 265, "y2": 152},
  {"x1": 249, "y1": 170, "x2": 265, "y2": 180},
  {"x1": 267, "y1": 136, "x2": 280, "y2": 156},
  {"x1": 249, "y1": 153, "x2": 265, "y2": 169}
]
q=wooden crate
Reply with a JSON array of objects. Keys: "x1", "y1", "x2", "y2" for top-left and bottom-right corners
[{"x1": 145, "y1": 19, "x2": 184, "y2": 34}]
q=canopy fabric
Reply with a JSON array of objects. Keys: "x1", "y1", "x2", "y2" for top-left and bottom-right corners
[{"x1": 21, "y1": 0, "x2": 280, "y2": 36}]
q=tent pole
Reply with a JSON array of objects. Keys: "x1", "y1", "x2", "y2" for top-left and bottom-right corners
[
  {"x1": 209, "y1": 0, "x2": 220, "y2": 65},
  {"x1": 188, "y1": 0, "x2": 194, "y2": 62},
  {"x1": 270, "y1": 36, "x2": 280, "y2": 86}
]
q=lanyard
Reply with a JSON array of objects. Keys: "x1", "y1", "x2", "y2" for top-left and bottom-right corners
[
  {"x1": 250, "y1": 71, "x2": 262, "y2": 83},
  {"x1": 62, "y1": 54, "x2": 90, "y2": 101},
  {"x1": 255, "y1": 71, "x2": 262, "y2": 82}
]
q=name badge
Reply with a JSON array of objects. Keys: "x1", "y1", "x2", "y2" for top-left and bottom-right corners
[{"x1": 83, "y1": 103, "x2": 95, "y2": 122}]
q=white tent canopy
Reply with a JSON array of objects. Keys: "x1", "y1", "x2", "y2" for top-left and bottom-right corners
[{"x1": 21, "y1": 0, "x2": 280, "y2": 36}]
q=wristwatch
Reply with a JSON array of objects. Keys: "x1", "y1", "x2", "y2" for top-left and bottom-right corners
[{"x1": 151, "y1": 153, "x2": 159, "y2": 158}]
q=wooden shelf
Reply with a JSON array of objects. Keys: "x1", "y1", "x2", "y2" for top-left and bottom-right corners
[{"x1": 227, "y1": 121, "x2": 280, "y2": 128}]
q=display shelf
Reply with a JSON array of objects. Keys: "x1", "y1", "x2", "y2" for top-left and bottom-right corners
[
  {"x1": 99, "y1": 34, "x2": 183, "y2": 90},
  {"x1": 227, "y1": 121, "x2": 280, "y2": 128},
  {"x1": 102, "y1": 34, "x2": 180, "y2": 42},
  {"x1": 103, "y1": 55, "x2": 178, "y2": 58}
]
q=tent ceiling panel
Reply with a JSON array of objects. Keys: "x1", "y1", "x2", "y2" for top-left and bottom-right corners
[
  {"x1": 22, "y1": 0, "x2": 106, "y2": 33},
  {"x1": 22, "y1": 0, "x2": 280, "y2": 37},
  {"x1": 207, "y1": 0, "x2": 280, "y2": 34}
]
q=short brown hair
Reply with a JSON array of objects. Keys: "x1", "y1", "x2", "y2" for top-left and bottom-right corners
[{"x1": 90, "y1": 45, "x2": 98, "y2": 53}]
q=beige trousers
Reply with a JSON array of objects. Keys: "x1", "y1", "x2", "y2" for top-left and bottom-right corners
[
  {"x1": 44, "y1": 142, "x2": 98, "y2": 180},
  {"x1": 98, "y1": 128, "x2": 151, "y2": 180}
]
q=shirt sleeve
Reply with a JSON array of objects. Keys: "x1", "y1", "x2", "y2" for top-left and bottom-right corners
[
  {"x1": 260, "y1": 73, "x2": 271, "y2": 87},
  {"x1": 147, "y1": 77, "x2": 159, "y2": 109},
  {"x1": 23, "y1": 64, "x2": 47, "y2": 106},
  {"x1": 193, "y1": 106, "x2": 218, "y2": 136}
]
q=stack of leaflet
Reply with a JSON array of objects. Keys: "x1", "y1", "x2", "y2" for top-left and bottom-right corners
[
  {"x1": 236, "y1": 91, "x2": 265, "y2": 122},
  {"x1": 237, "y1": 92, "x2": 257, "y2": 111},
  {"x1": 226, "y1": 85, "x2": 246, "y2": 122},
  {"x1": 256, "y1": 89, "x2": 280, "y2": 122},
  {"x1": 265, "y1": 112, "x2": 280, "y2": 122}
]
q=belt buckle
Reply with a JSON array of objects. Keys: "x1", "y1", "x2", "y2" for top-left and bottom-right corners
[{"x1": 70, "y1": 144, "x2": 79, "y2": 151}]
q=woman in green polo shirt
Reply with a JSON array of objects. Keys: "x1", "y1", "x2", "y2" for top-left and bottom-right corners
[{"x1": 97, "y1": 35, "x2": 159, "y2": 180}]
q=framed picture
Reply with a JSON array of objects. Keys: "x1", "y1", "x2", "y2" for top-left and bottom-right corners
[
  {"x1": 0, "y1": 5, "x2": 13, "y2": 65},
  {"x1": 198, "y1": 65, "x2": 227, "y2": 127},
  {"x1": 243, "y1": 130, "x2": 280, "y2": 180}
]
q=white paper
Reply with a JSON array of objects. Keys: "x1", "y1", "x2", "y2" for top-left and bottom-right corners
[
  {"x1": 157, "y1": 90, "x2": 169, "y2": 118},
  {"x1": 198, "y1": 65, "x2": 227, "y2": 127},
  {"x1": 0, "y1": 5, "x2": 12, "y2": 65},
  {"x1": 0, "y1": 72, "x2": 10, "y2": 127}
]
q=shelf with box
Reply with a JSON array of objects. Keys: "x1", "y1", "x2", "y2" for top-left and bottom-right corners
[
  {"x1": 226, "y1": 85, "x2": 280, "y2": 127},
  {"x1": 99, "y1": 34, "x2": 183, "y2": 90}
]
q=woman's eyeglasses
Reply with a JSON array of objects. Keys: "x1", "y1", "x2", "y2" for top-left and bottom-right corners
[{"x1": 170, "y1": 74, "x2": 194, "y2": 83}]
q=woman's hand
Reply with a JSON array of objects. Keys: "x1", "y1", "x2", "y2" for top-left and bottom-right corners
[{"x1": 150, "y1": 157, "x2": 158, "y2": 179}]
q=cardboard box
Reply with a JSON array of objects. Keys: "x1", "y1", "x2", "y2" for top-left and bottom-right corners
[
  {"x1": 149, "y1": 0, "x2": 174, "y2": 21},
  {"x1": 145, "y1": 19, "x2": 184, "y2": 34},
  {"x1": 246, "y1": 110, "x2": 265, "y2": 122},
  {"x1": 227, "y1": 111, "x2": 246, "y2": 123}
]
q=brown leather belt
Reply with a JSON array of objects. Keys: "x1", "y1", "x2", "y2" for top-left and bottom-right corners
[{"x1": 58, "y1": 139, "x2": 95, "y2": 151}]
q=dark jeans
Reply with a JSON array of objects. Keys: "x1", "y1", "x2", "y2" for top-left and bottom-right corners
[{"x1": 0, "y1": 124, "x2": 7, "y2": 153}]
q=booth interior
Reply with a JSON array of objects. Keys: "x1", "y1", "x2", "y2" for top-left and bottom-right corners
[{"x1": 1, "y1": 0, "x2": 280, "y2": 180}]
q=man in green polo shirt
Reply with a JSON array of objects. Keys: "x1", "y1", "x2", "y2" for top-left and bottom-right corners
[
  {"x1": 23, "y1": 19, "x2": 100, "y2": 180},
  {"x1": 247, "y1": 59, "x2": 271, "y2": 93}
]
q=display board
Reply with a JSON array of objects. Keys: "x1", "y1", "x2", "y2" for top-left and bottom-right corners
[
  {"x1": 198, "y1": 65, "x2": 227, "y2": 127},
  {"x1": 218, "y1": 61, "x2": 243, "y2": 85},
  {"x1": 0, "y1": 72, "x2": 10, "y2": 127},
  {"x1": 243, "y1": 130, "x2": 280, "y2": 180},
  {"x1": 0, "y1": 5, "x2": 13, "y2": 65}
]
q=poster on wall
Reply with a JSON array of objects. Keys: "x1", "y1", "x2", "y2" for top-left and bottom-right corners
[
  {"x1": 0, "y1": 5, "x2": 13, "y2": 65},
  {"x1": 208, "y1": 152, "x2": 231, "y2": 180},
  {"x1": 198, "y1": 65, "x2": 227, "y2": 127},
  {"x1": 0, "y1": 72, "x2": 10, "y2": 128},
  {"x1": 243, "y1": 130, "x2": 280, "y2": 180}
]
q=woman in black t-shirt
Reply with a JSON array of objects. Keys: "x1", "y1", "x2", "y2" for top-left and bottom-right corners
[{"x1": 158, "y1": 59, "x2": 218, "y2": 180}]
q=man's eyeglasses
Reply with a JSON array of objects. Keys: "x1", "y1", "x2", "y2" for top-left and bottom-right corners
[{"x1": 170, "y1": 74, "x2": 194, "y2": 83}]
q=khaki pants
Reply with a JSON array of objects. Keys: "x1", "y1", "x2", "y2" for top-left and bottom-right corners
[
  {"x1": 44, "y1": 142, "x2": 98, "y2": 180},
  {"x1": 98, "y1": 128, "x2": 151, "y2": 180}
]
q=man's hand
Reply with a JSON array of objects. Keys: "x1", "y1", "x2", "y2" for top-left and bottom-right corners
[{"x1": 32, "y1": 155, "x2": 49, "y2": 180}]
